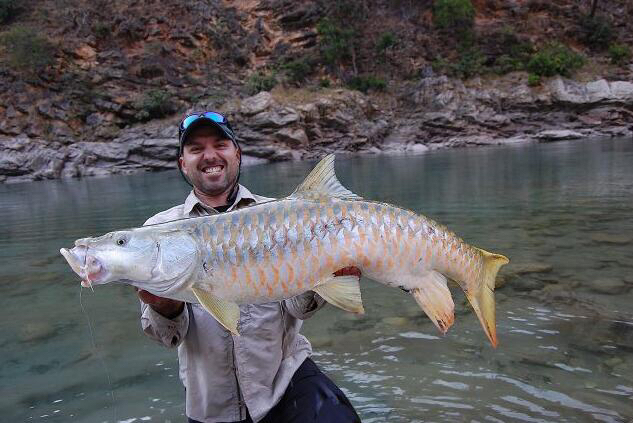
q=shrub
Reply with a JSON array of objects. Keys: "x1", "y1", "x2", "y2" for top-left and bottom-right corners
[
  {"x1": 492, "y1": 54, "x2": 524, "y2": 74},
  {"x1": 433, "y1": 0, "x2": 475, "y2": 30},
  {"x1": 454, "y1": 47, "x2": 486, "y2": 78},
  {"x1": 578, "y1": 15, "x2": 613, "y2": 49},
  {"x1": 376, "y1": 31, "x2": 397, "y2": 52},
  {"x1": 246, "y1": 70, "x2": 277, "y2": 94},
  {"x1": 135, "y1": 89, "x2": 175, "y2": 121},
  {"x1": 527, "y1": 43, "x2": 584, "y2": 77},
  {"x1": 527, "y1": 73, "x2": 541, "y2": 86},
  {"x1": 0, "y1": 27, "x2": 55, "y2": 74},
  {"x1": 316, "y1": 18, "x2": 355, "y2": 66},
  {"x1": 608, "y1": 43, "x2": 631, "y2": 66},
  {"x1": 346, "y1": 75, "x2": 386, "y2": 93},
  {"x1": 282, "y1": 57, "x2": 312, "y2": 84},
  {"x1": 0, "y1": 0, "x2": 19, "y2": 23},
  {"x1": 319, "y1": 78, "x2": 331, "y2": 88}
]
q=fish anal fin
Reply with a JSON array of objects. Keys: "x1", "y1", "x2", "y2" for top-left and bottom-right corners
[
  {"x1": 288, "y1": 154, "x2": 362, "y2": 201},
  {"x1": 191, "y1": 288, "x2": 240, "y2": 335},
  {"x1": 314, "y1": 274, "x2": 365, "y2": 314},
  {"x1": 411, "y1": 271, "x2": 455, "y2": 334}
]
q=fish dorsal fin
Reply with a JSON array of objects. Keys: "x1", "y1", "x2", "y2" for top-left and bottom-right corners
[{"x1": 289, "y1": 154, "x2": 362, "y2": 200}]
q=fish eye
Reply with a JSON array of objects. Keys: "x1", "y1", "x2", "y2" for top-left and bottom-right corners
[{"x1": 116, "y1": 237, "x2": 126, "y2": 246}]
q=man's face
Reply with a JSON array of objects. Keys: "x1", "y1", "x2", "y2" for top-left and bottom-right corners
[{"x1": 179, "y1": 126, "x2": 241, "y2": 198}]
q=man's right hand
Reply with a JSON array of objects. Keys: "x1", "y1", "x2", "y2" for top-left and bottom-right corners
[{"x1": 137, "y1": 288, "x2": 184, "y2": 319}]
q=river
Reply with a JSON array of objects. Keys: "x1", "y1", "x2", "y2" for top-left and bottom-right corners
[{"x1": 1, "y1": 137, "x2": 632, "y2": 422}]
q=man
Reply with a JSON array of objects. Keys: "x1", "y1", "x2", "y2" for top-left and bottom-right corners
[{"x1": 138, "y1": 111, "x2": 361, "y2": 423}]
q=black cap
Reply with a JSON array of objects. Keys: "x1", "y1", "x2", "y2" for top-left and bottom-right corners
[{"x1": 178, "y1": 117, "x2": 239, "y2": 156}]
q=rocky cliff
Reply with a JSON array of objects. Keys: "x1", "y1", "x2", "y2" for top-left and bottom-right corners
[{"x1": 0, "y1": 0, "x2": 632, "y2": 183}]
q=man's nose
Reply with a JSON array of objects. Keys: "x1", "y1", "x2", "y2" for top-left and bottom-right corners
[{"x1": 201, "y1": 146, "x2": 220, "y2": 161}]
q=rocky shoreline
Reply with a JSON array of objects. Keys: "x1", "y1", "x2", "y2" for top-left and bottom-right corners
[{"x1": 1, "y1": 74, "x2": 632, "y2": 184}]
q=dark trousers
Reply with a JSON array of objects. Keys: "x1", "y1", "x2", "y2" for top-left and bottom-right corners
[{"x1": 188, "y1": 358, "x2": 361, "y2": 423}]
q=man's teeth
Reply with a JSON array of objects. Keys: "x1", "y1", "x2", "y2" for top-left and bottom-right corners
[{"x1": 203, "y1": 166, "x2": 223, "y2": 174}]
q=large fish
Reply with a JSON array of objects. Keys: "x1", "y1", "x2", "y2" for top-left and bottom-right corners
[{"x1": 60, "y1": 155, "x2": 508, "y2": 346}]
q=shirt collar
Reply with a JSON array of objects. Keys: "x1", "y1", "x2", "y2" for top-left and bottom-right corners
[{"x1": 183, "y1": 185, "x2": 257, "y2": 217}]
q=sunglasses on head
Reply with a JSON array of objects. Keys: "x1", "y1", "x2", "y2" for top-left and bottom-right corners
[{"x1": 179, "y1": 111, "x2": 232, "y2": 134}]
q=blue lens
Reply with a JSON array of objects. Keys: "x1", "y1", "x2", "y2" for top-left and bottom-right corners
[{"x1": 181, "y1": 111, "x2": 227, "y2": 130}]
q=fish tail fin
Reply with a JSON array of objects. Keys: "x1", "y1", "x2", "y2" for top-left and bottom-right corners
[{"x1": 464, "y1": 248, "x2": 509, "y2": 348}]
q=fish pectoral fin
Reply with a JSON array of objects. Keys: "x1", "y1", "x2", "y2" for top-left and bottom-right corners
[
  {"x1": 288, "y1": 154, "x2": 362, "y2": 201},
  {"x1": 191, "y1": 288, "x2": 240, "y2": 335},
  {"x1": 314, "y1": 274, "x2": 365, "y2": 314},
  {"x1": 411, "y1": 271, "x2": 455, "y2": 334}
]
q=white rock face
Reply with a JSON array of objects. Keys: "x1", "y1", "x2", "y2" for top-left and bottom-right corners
[
  {"x1": 535, "y1": 130, "x2": 584, "y2": 140},
  {"x1": 240, "y1": 92, "x2": 274, "y2": 115}
]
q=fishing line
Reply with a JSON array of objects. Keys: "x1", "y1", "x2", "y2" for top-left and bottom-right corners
[{"x1": 79, "y1": 285, "x2": 117, "y2": 422}]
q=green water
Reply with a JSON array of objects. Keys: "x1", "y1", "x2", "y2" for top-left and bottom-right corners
[{"x1": 1, "y1": 138, "x2": 632, "y2": 422}]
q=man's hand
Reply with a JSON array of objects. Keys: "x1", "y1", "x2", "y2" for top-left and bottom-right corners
[
  {"x1": 333, "y1": 266, "x2": 362, "y2": 279},
  {"x1": 137, "y1": 288, "x2": 184, "y2": 319}
]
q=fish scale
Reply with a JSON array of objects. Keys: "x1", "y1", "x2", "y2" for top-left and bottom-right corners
[{"x1": 60, "y1": 154, "x2": 508, "y2": 346}]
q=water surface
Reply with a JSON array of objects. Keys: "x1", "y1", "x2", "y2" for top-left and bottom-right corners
[{"x1": 1, "y1": 138, "x2": 632, "y2": 422}]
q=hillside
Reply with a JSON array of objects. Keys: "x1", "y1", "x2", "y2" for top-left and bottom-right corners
[{"x1": 0, "y1": 0, "x2": 632, "y2": 182}]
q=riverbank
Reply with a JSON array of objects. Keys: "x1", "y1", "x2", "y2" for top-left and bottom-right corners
[{"x1": 1, "y1": 72, "x2": 631, "y2": 184}]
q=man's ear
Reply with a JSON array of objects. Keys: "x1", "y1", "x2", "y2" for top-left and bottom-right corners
[
  {"x1": 178, "y1": 156, "x2": 188, "y2": 175},
  {"x1": 236, "y1": 147, "x2": 241, "y2": 163}
]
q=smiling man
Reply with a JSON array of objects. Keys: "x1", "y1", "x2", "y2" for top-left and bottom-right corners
[{"x1": 137, "y1": 112, "x2": 361, "y2": 423}]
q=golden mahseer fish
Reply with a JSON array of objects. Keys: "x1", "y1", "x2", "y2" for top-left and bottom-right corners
[{"x1": 60, "y1": 155, "x2": 508, "y2": 346}]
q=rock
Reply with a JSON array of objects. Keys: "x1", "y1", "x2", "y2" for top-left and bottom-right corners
[
  {"x1": 275, "y1": 127, "x2": 308, "y2": 145},
  {"x1": 382, "y1": 317, "x2": 409, "y2": 327},
  {"x1": 309, "y1": 336, "x2": 333, "y2": 348},
  {"x1": 407, "y1": 143, "x2": 429, "y2": 154},
  {"x1": 587, "y1": 278, "x2": 629, "y2": 295},
  {"x1": 535, "y1": 130, "x2": 583, "y2": 141},
  {"x1": 503, "y1": 262, "x2": 553, "y2": 276},
  {"x1": 590, "y1": 233, "x2": 632, "y2": 245},
  {"x1": 240, "y1": 92, "x2": 274, "y2": 115},
  {"x1": 250, "y1": 108, "x2": 300, "y2": 128},
  {"x1": 512, "y1": 277, "x2": 545, "y2": 292},
  {"x1": 19, "y1": 322, "x2": 57, "y2": 343}
]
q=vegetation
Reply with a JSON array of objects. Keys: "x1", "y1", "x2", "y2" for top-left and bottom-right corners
[
  {"x1": 246, "y1": 70, "x2": 277, "y2": 94},
  {"x1": 527, "y1": 73, "x2": 541, "y2": 86},
  {"x1": 316, "y1": 18, "x2": 355, "y2": 67},
  {"x1": 0, "y1": 27, "x2": 55, "y2": 74},
  {"x1": 433, "y1": 0, "x2": 475, "y2": 31},
  {"x1": 608, "y1": 43, "x2": 631, "y2": 66},
  {"x1": 376, "y1": 31, "x2": 397, "y2": 52},
  {"x1": 578, "y1": 15, "x2": 613, "y2": 49},
  {"x1": 281, "y1": 57, "x2": 313, "y2": 84},
  {"x1": 346, "y1": 75, "x2": 386, "y2": 93},
  {"x1": 0, "y1": 0, "x2": 19, "y2": 23},
  {"x1": 135, "y1": 89, "x2": 175, "y2": 121},
  {"x1": 527, "y1": 43, "x2": 584, "y2": 77}
]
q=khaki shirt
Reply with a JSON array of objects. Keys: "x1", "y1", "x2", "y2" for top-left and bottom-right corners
[{"x1": 140, "y1": 185, "x2": 325, "y2": 422}]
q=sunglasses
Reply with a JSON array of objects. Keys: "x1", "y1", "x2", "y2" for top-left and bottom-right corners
[{"x1": 179, "y1": 111, "x2": 234, "y2": 137}]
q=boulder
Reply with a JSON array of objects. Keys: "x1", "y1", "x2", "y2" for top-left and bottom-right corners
[
  {"x1": 240, "y1": 92, "x2": 274, "y2": 115},
  {"x1": 535, "y1": 130, "x2": 583, "y2": 141}
]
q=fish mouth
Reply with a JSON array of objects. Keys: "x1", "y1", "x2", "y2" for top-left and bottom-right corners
[{"x1": 60, "y1": 244, "x2": 108, "y2": 287}]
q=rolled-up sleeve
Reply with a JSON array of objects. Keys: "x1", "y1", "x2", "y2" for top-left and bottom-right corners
[
  {"x1": 140, "y1": 302, "x2": 190, "y2": 348},
  {"x1": 283, "y1": 291, "x2": 326, "y2": 320}
]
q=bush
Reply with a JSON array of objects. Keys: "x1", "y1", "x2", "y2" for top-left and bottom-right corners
[
  {"x1": 578, "y1": 15, "x2": 613, "y2": 49},
  {"x1": 282, "y1": 57, "x2": 312, "y2": 84},
  {"x1": 0, "y1": 0, "x2": 19, "y2": 23},
  {"x1": 527, "y1": 43, "x2": 584, "y2": 77},
  {"x1": 376, "y1": 31, "x2": 397, "y2": 52},
  {"x1": 135, "y1": 89, "x2": 175, "y2": 121},
  {"x1": 317, "y1": 18, "x2": 355, "y2": 66},
  {"x1": 433, "y1": 0, "x2": 475, "y2": 30},
  {"x1": 319, "y1": 78, "x2": 331, "y2": 88},
  {"x1": 492, "y1": 54, "x2": 524, "y2": 74},
  {"x1": 246, "y1": 70, "x2": 277, "y2": 95},
  {"x1": 454, "y1": 47, "x2": 486, "y2": 78},
  {"x1": 527, "y1": 73, "x2": 541, "y2": 86},
  {"x1": 608, "y1": 43, "x2": 631, "y2": 66},
  {"x1": 346, "y1": 75, "x2": 386, "y2": 93},
  {"x1": 0, "y1": 27, "x2": 55, "y2": 74}
]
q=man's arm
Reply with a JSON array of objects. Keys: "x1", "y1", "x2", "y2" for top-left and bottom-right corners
[
  {"x1": 138, "y1": 212, "x2": 189, "y2": 348},
  {"x1": 283, "y1": 267, "x2": 362, "y2": 320},
  {"x1": 139, "y1": 289, "x2": 189, "y2": 348}
]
